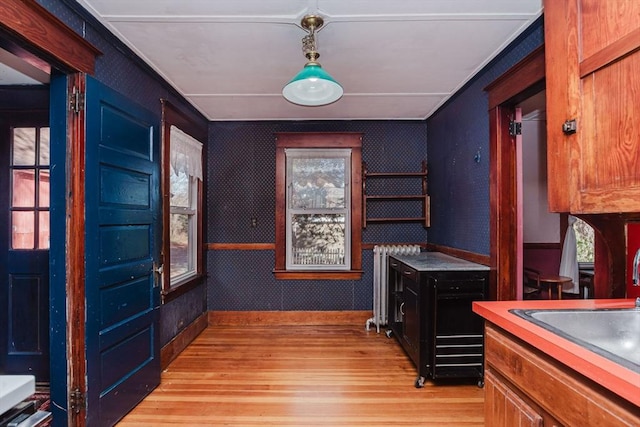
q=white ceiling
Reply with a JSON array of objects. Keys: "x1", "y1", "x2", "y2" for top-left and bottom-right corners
[
  {"x1": 6, "y1": 0, "x2": 544, "y2": 121},
  {"x1": 0, "y1": 47, "x2": 49, "y2": 86}
]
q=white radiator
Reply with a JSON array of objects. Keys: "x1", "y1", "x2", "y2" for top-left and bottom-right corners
[{"x1": 366, "y1": 244, "x2": 421, "y2": 333}]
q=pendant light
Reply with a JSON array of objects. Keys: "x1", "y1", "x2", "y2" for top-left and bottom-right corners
[{"x1": 282, "y1": 14, "x2": 343, "y2": 106}]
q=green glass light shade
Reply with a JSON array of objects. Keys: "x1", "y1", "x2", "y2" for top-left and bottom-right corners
[{"x1": 282, "y1": 62, "x2": 343, "y2": 106}]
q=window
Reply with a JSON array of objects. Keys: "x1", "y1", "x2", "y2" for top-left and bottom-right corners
[
  {"x1": 161, "y1": 100, "x2": 206, "y2": 300},
  {"x1": 286, "y1": 149, "x2": 351, "y2": 270},
  {"x1": 574, "y1": 217, "x2": 595, "y2": 263},
  {"x1": 10, "y1": 127, "x2": 50, "y2": 250},
  {"x1": 169, "y1": 126, "x2": 202, "y2": 282},
  {"x1": 275, "y1": 133, "x2": 362, "y2": 279}
]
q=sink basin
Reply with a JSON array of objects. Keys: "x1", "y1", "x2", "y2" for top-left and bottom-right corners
[
  {"x1": 0, "y1": 375, "x2": 35, "y2": 415},
  {"x1": 510, "y1": 308, "x2": 640, "y2": 373}
]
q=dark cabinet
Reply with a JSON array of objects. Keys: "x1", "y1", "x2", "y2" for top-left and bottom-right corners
[
  {"x1": 403, "y1": 276, "x2": 420, "y2": 362},
  {"x1": 388, "y1": 260, "x2": 421, "y2": 366},
  {"x1": 387, "y1": 254, "x2": 488, "y2": 387}
]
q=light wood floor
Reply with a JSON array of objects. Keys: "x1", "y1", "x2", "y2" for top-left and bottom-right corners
[{"x1": 118, "y1": 325, "x2": 485, "y2": 426}]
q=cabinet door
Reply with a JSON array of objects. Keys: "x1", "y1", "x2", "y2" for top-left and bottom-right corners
[
  {"x1": 387, "y1": 259, "x2": 404, "y2": 337},
  {"x1": 403, "y1": 272, "x2": 420, "y2": 366},
  {"x1": 484, "y1": 370, "x2": 543, "y2": 427},
  {"x1": 545, "y1": 0, "x2": 640, "y2": 213}
]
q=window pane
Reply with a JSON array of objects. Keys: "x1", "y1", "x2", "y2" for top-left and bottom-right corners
[
  {"x1": 290, "y1": 158, "x2": 345, "y2": 209},
  {"x1": 39, "y1": 170, "x2": 50, "y2": 208},
  {"x1": 290, "y1": 214, "x2": 345, "y2": 266},
  {"x1": 170, "y1": 213, "x2": 190, "y2": 278},
  {"x1": 170, "y1": 169, "x2": 190, "y2": 208},
  {"x1": 39, "y1": 128, "x2": 50, "y2": 165},
  {"x1": 39, "y1": 211, "x2": 50, "y2": 249},
  {"x1": 12, "y1": 211, "x2": 35, "y2": 249},
  {"x1": 12, "y1": 170, "x2": 35, "y2": 207},
  {"x1": 575, "y1": 218, "x2": 595, "y2": 262},
  {"x1": 12, "y1": 128, "x2": 36, "y2": 166}
]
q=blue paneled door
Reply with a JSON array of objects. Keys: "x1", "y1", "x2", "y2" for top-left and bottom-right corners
[
  {"x1": 0, "y1": 110, "x2": 50, "y2": 382},
  {"x1": 84, "y1": 77, "x2": 161, "y2": 426}
]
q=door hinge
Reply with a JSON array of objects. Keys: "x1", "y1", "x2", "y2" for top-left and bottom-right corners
[
  {"x1": 69, "y1": 87, "x2": 85, "y2": 113},
  {"x1": 509, "y1": 120, "x2": 522, "y2": 136},
  {"x1": 69, "y1": 388, "x2": 85, "y2": 414}
]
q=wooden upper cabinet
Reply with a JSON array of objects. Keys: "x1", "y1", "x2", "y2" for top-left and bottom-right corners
[{"x1": 544, "y1": 0, "x2": 640, "y2": 213}]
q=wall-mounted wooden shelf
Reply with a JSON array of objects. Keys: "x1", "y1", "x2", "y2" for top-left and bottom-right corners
[{"x1": 362, "y1": 161, "x2": 430, "y2": 228}]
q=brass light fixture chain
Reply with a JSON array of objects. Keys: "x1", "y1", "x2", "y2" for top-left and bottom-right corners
[{"x1": 301, "y1": 14, "x2": 323, "y2": 62}]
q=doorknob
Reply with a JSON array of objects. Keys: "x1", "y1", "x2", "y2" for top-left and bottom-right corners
[
  {"x1": 153, "y1": 262, "x2": 164, "y2": 275},
  {"x1": 153, "y1": 262, "x2": 164, "y2": 288},
  {"x1": 152, "y1": 262, "x2": 163, "y2": 288}
]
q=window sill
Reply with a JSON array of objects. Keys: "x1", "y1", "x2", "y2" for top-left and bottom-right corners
[
  {"x1": 163, "y1": 274, "x2": 205, "y2": 303},
  {"x1": 273, "y1": 270, "x2": 363, "y2": 280}
]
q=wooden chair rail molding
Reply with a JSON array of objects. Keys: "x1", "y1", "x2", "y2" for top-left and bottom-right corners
[
  {"x1": 425, "y1": 243, "x2": 490, "y2": 266},
  {"x1": 205, "y1": 242, "x2": 429, "y2": 251},
  {"x1": 204, "y1": 243, "x2": 489, "y2": 267},
  {"x1": 206, "y1": 243, "x2": 275, "y2": 250}
]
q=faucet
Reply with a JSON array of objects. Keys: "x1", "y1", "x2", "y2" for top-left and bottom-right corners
[{"x1": 633, "y1": 248, "x2": 640, "y2": 286}]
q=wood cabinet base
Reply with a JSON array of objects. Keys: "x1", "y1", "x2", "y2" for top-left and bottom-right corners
[{"x1": 484, "y1": 323, "x2": 640, "y2": 426}]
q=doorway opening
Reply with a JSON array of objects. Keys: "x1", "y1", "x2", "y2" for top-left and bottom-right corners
[{"x1": 0, "y1": 50, "x2": 51, "y2": 385}]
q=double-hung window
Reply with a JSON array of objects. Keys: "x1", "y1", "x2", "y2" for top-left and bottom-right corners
[
  {"x1": 286, "y1": 149, "x2": 351, "y2": 270},
  {"x1": 275, "y1": 133, "x2": 362, "y2": 279},
  {"x1": 161, "y1": 100, "x2": 206, "y2": 300},
  {"x1": 169, "y1": 125, "x2": 202, "y2": 283}
]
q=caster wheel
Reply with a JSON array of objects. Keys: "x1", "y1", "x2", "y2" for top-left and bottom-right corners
[
  {"x1": 414, "y1": 376, "x2": 425, "y2": 388},
  {"x1": 385, "y1": 329, "x2": 393, "y2": 338},
  {"x1": 477, "y1": 379, "x2": 484, "y2": 388}
]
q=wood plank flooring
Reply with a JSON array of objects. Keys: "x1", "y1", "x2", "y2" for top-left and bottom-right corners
[{"x1": 118, "y1": 325, "x2": 484, "y2": 426}]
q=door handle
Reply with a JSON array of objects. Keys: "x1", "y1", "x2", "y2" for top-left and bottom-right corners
[
  {"x1": 153, "y1": 262, "x2": 164, "y2": 275},
  {"x1": 153, "y1": 262, "x2": 163, "y2": 288}
]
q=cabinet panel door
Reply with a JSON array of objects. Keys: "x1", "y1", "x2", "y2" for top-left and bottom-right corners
[
  {"x1": 387, "y1": 264, "x2": 404, "y2": 337},
  {"x1": 545, "y1": 0, "x2": 640, "y2": 213},
  {"x1": 403, "y1": 280, "x2": 420, "y2": 365},
  {"x1": 484, "y1": 370, "x2": 543, "y2": 427}
]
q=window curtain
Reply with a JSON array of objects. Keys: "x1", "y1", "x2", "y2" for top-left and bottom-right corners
[
  {"x1": 170, "y1": 125, "x2": 203, "y2": 180},
  {"x1": 559, "y1": 215, "x2": 579, "y2": 293}
]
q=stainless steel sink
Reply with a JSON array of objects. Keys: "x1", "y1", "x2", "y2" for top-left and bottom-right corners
[{"x1": 510, "y1": 308, "x2": 640, "y2": 373}]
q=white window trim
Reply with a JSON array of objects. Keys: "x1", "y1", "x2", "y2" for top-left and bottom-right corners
[{"x1": 169, "y1": 126, "x2": 202, "y2": 288}]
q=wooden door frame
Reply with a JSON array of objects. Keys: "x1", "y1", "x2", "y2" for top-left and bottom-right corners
[
  {"x1": 0, "y1": 1, "x2": 100, "y2": 426},
  {"x1": 485, "y1": 46, "x2": 546, "y2": 301},
  {"x1": 485, "y1": 45, "x2": 624, "y2": 300}
]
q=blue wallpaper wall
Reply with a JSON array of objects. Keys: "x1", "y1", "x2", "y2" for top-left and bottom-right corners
[
  {"x1": 35, "y1": 0, "x2": 545, "y2": 315},
  {"x1": 426, "y1": 18, "x2": 544, "y2": 256},
  {"x1": 36, "y1": 0, "x2": 209, "y2": 346},
  {"x1": 207, "y1": 121, "x2": 427, "y2": 311}
]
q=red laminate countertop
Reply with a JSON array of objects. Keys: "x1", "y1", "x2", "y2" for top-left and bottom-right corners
[{"x1": 472, "y1": 299, "x2": 640, "y2": 407}]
